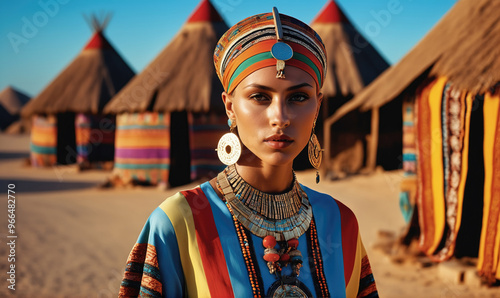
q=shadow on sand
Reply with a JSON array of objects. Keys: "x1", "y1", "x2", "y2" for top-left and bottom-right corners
[
  {"x1": 1, "y1": 178, "x2": 98, "y2": 193},
  {"x1": 0, "y1": 152, "x2": 30, "y2": 159}
]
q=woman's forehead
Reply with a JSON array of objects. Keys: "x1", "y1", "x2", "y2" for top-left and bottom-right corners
[{"x1": 236, "y1": 66, "x2": 316, "y2": 91}]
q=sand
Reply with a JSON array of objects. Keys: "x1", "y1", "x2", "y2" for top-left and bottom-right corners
[{"x1": 0, "y1": 133, "x2": 498, "y2": 297}]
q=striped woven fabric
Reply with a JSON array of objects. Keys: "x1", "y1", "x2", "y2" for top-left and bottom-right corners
[
  {"x1": 30, "y1": 114, "x2": 57, "y2": 167},
  {"x1": 189, "y1": 113, "x2": 226, "y2": 180},
  {"x1": 412, "y1": 77, "x2": 500, "y2": 284},
  {"x1": 478, "y1": 86, "x2": 500, "y2": 283},
  {"x1": 75, "y1": 113, "x2": 115, "y2": 164},
  {"x1": 399, "y1": 95, "x2": 418, "y2": 223},
  {"x1": 214, "y1": 12, "x2": 326, "y2": 94},
  {"x1": 113, "y1": 112, "x2": 170, "y2": 185},
  {"x1": 415, "y1": 77, "x2": 471, "y2": 261}
]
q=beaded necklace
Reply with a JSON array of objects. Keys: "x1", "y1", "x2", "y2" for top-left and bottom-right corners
[
  {"x1": 216, "y1": 166, "x2": 330, "y2": 297},
  {"x1": 217, "y1": 164, "x2": 312, "y2": 241}
]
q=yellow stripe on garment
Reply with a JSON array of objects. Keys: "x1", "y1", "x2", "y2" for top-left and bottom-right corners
[
  {"x1": 345, "y1": 233, "x2": 366, "y2": 298},
  {"x1": 427, "y1": 77, "x2": 447, "y2": 255},
  {"x1": 158, "y1": 192, "x2": 210, "y2": 297},
  {"x1": 479, "y1": 91, "x2": 500, "y2": 275}
]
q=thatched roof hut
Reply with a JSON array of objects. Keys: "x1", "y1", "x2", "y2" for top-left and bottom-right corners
[
  {"x1": 0, "y1": 86, "x2": 30, "y2": 131},
  {"x1": 22, "y1": 15, "x2": 134, "y2": 117},
  {"x1": 307, "y1": 0, "x2": 391, "y2": 177},
  {"x1": 103, "y1": 0, "x2": 226, "y2": 114},
  {"x1": 23, "y1": 16, "x2": 135, "y2": 167},
  {"x1": 103, "y1": 0, "x2": 229, "y2": 188},
  {"x1": 328, "y1": 0, "x2": 500, "y2": 284},
  {"x1": 312, "y1": 0, "x2": 389, "y2": 98},
  {"x1": 329, "y1": 0, "x2": 500, "y2": 121}
]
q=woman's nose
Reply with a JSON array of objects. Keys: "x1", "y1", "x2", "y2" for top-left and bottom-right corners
[{"x1": 269, "y1": 99, "x2": 290, "y2": 128}]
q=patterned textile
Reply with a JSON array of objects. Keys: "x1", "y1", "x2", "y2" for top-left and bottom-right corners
[
  {"x1": 214, "y1": 11, "x2": 326, "y2": 94},
  {"x1": 478, "y1": 86, "x2": 500, "y2": 283},
  {"x1": 189, "y1": 113, "x2": 226, "y2": 180},
  {"x1": 113, "y1": 112, "x2": 170, "y2": 185},
  {"x1": 411, "y1": 77, "x2": 500, "y2": 284},
  {"x1": 75, "y1": 113, "x2": 115, "y2": 164},
  {"x1": 119, "y1": 181, "x2": 377, "y2": 297},
  {"x1": 415, "y1": 77, "x2": 471, "y2": 261},
  {"x1": 120, "y1": 243, "x2": 162, "y2": 297},
  {"x1": 400, "y1": 96, "x2": 418, "y2": 223},
  {"x1": 30, "y1": 114, "x2": 57, "y2": 167}
]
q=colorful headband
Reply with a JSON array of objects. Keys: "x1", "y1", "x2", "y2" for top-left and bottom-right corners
[{"x1": 214, "y1": 7, "x2": 327, "y2": 94}]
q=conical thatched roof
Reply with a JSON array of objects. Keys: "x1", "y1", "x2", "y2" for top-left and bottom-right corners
[
  {"x1": 0, "y1": 86, "x2": 30, "y2": 115},
  {"x1": 104, "y1": 0, "x2": 228, "y2": 114},
  {"x1": 330, "y1": 0, "x2": 500, "y2": 123},
  {"x1": 311, "y1": 0, "x2": 389, "y2": 98},
  {"x1": 21, "y1": 16, "x2": 135, "y2": 117},
  {"x1": 0, "y1": 86, "x2": 30, "y2": 130}
]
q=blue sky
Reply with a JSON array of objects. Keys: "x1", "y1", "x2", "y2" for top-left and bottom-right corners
[{"x1": 0, "y1": 0, "x2": 456, "y2": 97}]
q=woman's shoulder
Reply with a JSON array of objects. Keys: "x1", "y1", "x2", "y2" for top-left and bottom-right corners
[
  {"x1": 150, "y1": 182, "x2": 215, "y2": 223},
  {"x1": 301, "y1": 184, "x2": 359, "y2": 227}
]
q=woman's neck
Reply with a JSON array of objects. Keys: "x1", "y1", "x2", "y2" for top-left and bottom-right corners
[{"x1": 234, "y1": 163, "x2": 294, "y2": 193}]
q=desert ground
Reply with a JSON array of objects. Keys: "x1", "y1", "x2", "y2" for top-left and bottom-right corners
[{"x1": 0, "y1": 133, "x2": 498, "y2": 297}]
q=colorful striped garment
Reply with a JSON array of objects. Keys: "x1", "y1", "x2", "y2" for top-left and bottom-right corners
[{"x1": 119, "y1": 181, "x2": 377, "y2": 297}]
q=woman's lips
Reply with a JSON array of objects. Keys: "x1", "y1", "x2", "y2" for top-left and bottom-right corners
[{"x1": 264, "y1": 134, "x2": 293, "y2": 149}]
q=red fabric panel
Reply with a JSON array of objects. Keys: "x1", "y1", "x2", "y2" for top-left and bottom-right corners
[
  {"x1": 182, "y1": 188, "x2": 234, "y2": 297},
  {"x1": 336, "y1": 199, "x2": 359, "y2": 286}
]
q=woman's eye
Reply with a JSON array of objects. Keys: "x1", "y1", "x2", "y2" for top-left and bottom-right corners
[
  {"x1": 250, "y1": 93, "x2": 269, "y2": 102},
  {"x1": 289, "y1": 93, "x2": 309, "y2": 102}
]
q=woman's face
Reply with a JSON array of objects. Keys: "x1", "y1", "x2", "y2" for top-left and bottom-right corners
[{"x1": 222, "y1": 66, "x2": 322, "y2": 168}]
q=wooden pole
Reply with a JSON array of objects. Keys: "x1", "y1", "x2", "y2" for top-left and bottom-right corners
[{"x1": 366, "y1": 107, "x2": 379, "y2": 172}]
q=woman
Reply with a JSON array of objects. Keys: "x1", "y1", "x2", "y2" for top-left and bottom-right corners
[{"x1": 119, "y1": 8, "x2": 378, "y2": 298}]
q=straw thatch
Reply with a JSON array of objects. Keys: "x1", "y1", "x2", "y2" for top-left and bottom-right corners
[
  {"x1": 0, "y1": 86, "x2": 30, "y2": 116},
  {"x1": 21, "y1": 15, "x2": 134, "y2": 117},
  {"x1": 330, "y1": 0, "x2": 500, "y2": 123},
  {"x1": 311, "y1": 0, "x2": 389, "y2": 98},
  {"x1": 304, "y1": 0, "x2": 391, "y2": 176},
  {"x1": 104, "y1": 0, "x2": 228, "y2": 114},
  {"x1": 0, "y1": 86, "x2": 30, "y2": 130}
]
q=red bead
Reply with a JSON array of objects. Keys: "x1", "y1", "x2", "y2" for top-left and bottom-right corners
[
  {"x1": 263, "y1": 235, "x2": 277, "y2": 248},
  {"x1": 263, "y1": 253, "x2": 280, "y2": 262},
  {"x1": 280, "y1": 253, "x2": 290, "y2": 262},
  {"x1": 288, "y1": 238, "x2": 299, "y2": 249}
]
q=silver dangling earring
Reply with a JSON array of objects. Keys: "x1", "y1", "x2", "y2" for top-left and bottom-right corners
[
  {"x1": 308, "y1": 122, "x2": 323, "y2": 183},
  {"x1": 216, "y1": 119, "x2": 242, "y2": 165}
]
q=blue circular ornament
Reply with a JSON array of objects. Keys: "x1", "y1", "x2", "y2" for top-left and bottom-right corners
[{"x1": 271, "y1": 42, "x2": 293, "y2": 61}]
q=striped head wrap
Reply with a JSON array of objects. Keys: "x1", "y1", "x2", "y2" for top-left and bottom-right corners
[{"x1": 214, "y1": 8, "x2": 327, "y2": 94}]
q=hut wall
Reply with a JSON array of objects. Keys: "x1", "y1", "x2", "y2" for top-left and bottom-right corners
[
  {"x1": 402, "y1": 76, "x2": 500, "y2": 282},
  {"x1": 0, "y1": 105, "x2": 19, "y2": 131},
  {"x1": 30, "y1": 114, "x2": 57, "y2": 166},
  {"x1": 113, "y1": 112, "x2": 170, "y2": 185},
  {"x1": 189, "y1": 113, "x2": 226, "y2": 180},
  {"x1": 75, "y1": 113, "x2": 115, "y2": 166}
]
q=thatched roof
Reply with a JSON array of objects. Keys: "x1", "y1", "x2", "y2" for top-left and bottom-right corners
[
  {"x1": 330, "y1": 0, "x2": 500, "y2": 123},
  {"x1": 0, "y1": 86, "x2": 30, "y2": 115},
  {"x1": 311, "y1": 0, "x2": 389, "y2": 98},
  {"x1": 21, "y1": 15, "x2": 135, "y2": 117},
  {"x1": 104, "y1": 0, "x2": 228, "y2": 114}
]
